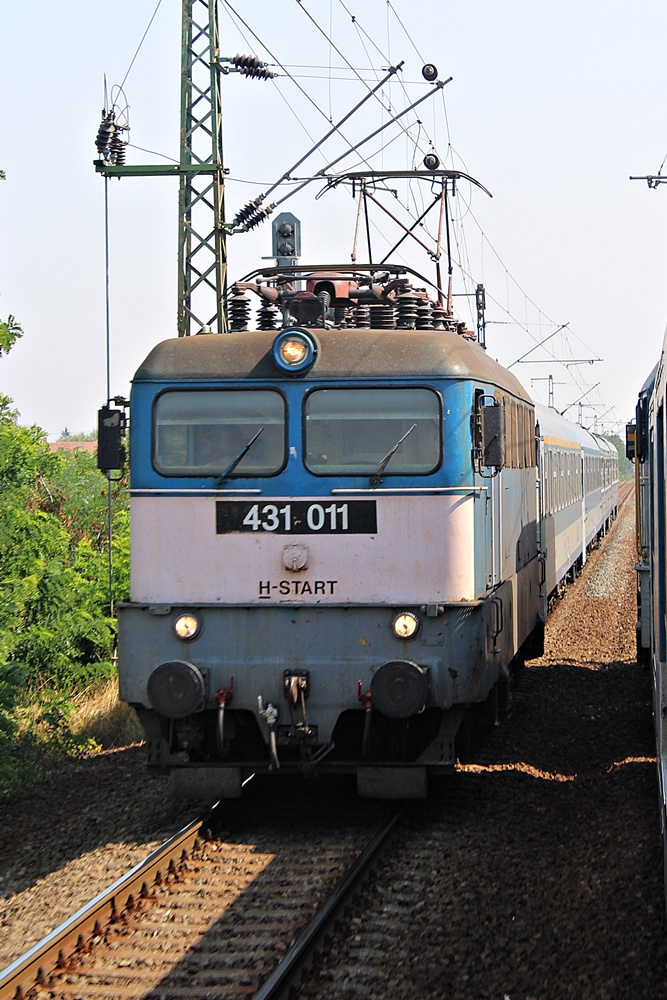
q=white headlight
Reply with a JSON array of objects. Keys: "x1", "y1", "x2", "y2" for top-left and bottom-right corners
[
  {"x1": 173, "y1": 613, "x2": 201, "y2": 641},
  {"x1": 392, "y1": 612, "x2": 420, "y2": 640}
]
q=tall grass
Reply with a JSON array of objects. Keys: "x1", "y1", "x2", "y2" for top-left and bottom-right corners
[{"x1": 70, "y1": 676, "x2": 144, "y2": 749}]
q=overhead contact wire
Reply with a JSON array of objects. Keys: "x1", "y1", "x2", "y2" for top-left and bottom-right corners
[
  {"x1": 386, "y1": 1, "x2": 426, "y2": 62},
  {"x1": 335, "y1": 0, "x2": 391, "y2": 62},
  {"x1": 223, "y1": 0, "x2": 353, "y2": 130},
  {"x1": 120, "y1": 0, "x2": 164, "y2": 91},
  {"x1": 301, "y1": 0, "x2": 437, "y2": 155},
  {"x1": 221, "y1": 0, "x2": 388, "y2": 177},
  {"x1": 334, "y1": 0, "x2": 438, "y2": 162}
]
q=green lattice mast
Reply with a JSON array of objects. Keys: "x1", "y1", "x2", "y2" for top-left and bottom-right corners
[
  {"x1": 178, "y1": 0, "x2": 226, "y2": 336},
  {"x1": 95, "y1": 0, "x2": 273, "y2": 337}
]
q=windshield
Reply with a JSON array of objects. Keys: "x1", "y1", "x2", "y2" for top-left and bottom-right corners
[
  {"x1": 304, "y1": 387, "x2": 441, "y2": 476},
  {"x1": 153, "y1": 390, "x2": 286, "y2": 477}
]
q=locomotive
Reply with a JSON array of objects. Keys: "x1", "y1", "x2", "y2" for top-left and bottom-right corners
[{"x1": 110, "y1": 259, "x2": 618, "y2": 799}]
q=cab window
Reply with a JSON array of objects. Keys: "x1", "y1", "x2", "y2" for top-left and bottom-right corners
[
  {"x1": 153, "y1": 390, "x2": 286, "y2": 476},
  {"x1": 304, "y1": 387, "x2": 441, "y2": 476}
]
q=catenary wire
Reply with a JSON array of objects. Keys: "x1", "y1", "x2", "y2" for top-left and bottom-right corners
[
  {"x1": 221, "y1": 0, "x2": 395, "y2": 176},
  {"x1": 119, "y1": 0, "x2": 164, "y2": 93}
]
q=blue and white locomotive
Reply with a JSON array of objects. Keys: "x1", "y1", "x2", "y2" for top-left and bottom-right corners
[{"x1": 114, "y1": 263, "x2": 618, "y2": 799}]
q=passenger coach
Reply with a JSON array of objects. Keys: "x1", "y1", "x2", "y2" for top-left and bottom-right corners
[{"x1": 537, "y1": 404, "x2": 618, "y2": 596}]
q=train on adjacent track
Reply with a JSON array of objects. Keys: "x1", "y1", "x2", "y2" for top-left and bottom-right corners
[
  {"x1": 109, "y1": 261, "x2": 619, "y2": 799},
  {"x1": 628, "y1": 338, "x2": 667, "y2": 893}
]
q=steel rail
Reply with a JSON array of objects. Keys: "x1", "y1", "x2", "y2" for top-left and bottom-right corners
[
  {"x1": 0, "y1": 808, "x2": 215, "y2": 1000},
  {"x1": 618, "y1": 479, "x2": 634, "y2": 509},
  {"x1": 252, "y1": 809, "x2": 402, "y2": 1000}
]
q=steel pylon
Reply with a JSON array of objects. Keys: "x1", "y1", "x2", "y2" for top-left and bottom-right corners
[
  {"x1": 95, "y1": 0, "x2": 227, "y2": 337},
  {"x1": 178, "y1": 0, "x2": 227, "y2": 336}
]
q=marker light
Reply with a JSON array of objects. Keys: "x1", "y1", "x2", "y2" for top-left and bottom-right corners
[
  {"x1": 392, "y1": 612, "x2": 420, "y2": 640},
  {"x1": 272, "y1": 329, "x2": 317, "y2": 374},
  {"x1": 174, "y1": 613, "x2": 201, "y2": 641}
]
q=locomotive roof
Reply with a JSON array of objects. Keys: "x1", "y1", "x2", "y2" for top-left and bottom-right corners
[{"x1": 134, "y1": 328, "x2": 531, "y2": 399}]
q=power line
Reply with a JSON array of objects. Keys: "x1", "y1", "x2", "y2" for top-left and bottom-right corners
[{"x1": 120, "y1": 0, "x2": 164, "y2": 92}]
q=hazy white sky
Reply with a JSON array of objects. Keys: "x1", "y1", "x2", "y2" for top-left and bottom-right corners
[{"x1": 1, "y1": 0, "x2": 666, "y2": 438}]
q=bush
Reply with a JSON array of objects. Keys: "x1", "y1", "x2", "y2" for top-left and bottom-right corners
[{"x1": 0, "y1": 395, "x2": 129, "y2": 797}]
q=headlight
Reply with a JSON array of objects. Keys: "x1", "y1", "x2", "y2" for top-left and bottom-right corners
[
  {"x1": 173, "y1": 613, "x2": 201, "y2": 641},
  {"x1": 272, "y1": 329, "x2": 317, "y2": 373},
  {"x1": 391, "y1": 611, "x2": 420, "y2": 640}
]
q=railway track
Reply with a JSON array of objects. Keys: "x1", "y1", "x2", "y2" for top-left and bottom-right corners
[
  {"x1": 0, "y1": 811, "x2": 209, "y2": 1000},
  {"x1": 617, "y1": 477, "x2": 634, "y2": 508},
  {"x1": 0, "y1": 800, "x2": 399, "y2": 1000}
]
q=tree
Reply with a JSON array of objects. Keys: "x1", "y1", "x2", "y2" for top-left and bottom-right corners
[
  {"x1": 605, "y1": 434, "x2": 633, "y2": 480},
  {"x1": 0, "y1": 170, "x2": 23, "y2": 357},
  {"x1": 0, "y1": 397, "x2": 115, "y2": 679},
  {"x1": 57, "y1": 428, "x2": 97, "y2": 442},
  {"x1": 0, "y1": 315, "x2": 22, "y2": 357},
  {"x1": 0, "y1": 392, "x2": 129, "y2": 796}
]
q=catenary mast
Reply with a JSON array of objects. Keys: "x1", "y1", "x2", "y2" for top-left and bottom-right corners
[
  {"x1": 178, "y1": 0, "x2": 226, "y2": 336},
  {"x1": 95, "y1": 1, "x2": 271, "y2": 336}
]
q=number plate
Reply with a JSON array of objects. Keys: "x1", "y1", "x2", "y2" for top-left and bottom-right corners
[{"x1": 216, "y1": 500, "x2": 377, "y2": 534}]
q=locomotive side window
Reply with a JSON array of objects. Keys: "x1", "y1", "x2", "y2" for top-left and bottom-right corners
[
  {"x1": 153, "y1": 390, "x2": 286, "y2": 477},
  {"x1": 304, "y1": 387, "x2": 441, "y2": 476}
]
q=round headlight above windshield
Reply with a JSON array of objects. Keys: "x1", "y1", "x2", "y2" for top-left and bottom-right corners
[
  {"x1": 272, "y1": 329, "x2": 317, "y2": 374},
  {"x1": 173, "y1": 613, "x2": 201, "y2": 641}
]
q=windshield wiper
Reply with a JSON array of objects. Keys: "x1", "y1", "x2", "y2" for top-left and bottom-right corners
[
  {"x1": 370, "y1": 423, "x2": 417, "y2": 487},
  {"x1": 215, "y1": 428, "x2": 264, "y2": 488}
]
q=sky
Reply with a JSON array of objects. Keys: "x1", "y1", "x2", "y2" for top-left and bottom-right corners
[{"x1": 1, "y1": 0, "x2": 667, "y2": 439}]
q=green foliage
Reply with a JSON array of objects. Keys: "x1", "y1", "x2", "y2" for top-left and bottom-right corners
[
  {"x1": 58, "y1": 428, "x2": 97, "y2": 441},
  {"x1": 0, "y1": 315, "x2": 22, "y2": 357},
  {"x1": 605, "y1": 433, "x2": 633, "y2": 480},
  {"x1": 0, "y1": 663, "x2": 26, "y2": 738},
  {"x1": 0, "y1": 394, "x2": 129, "y2": 797},
  {"x1": 0, "y1": 685, "x2": 100, "y2": 799},
  {"x1": 0, "y1": 168, "x2": 23, "y2": 357}
]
